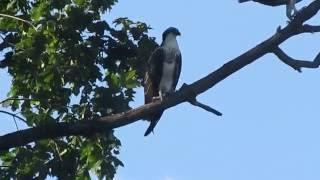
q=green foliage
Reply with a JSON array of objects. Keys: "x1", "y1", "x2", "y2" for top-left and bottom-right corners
[{"x1": 0, "y1": 0, "x2": 157, "y2": 179}]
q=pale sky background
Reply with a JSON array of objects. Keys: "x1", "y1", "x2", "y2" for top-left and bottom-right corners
[{"x1": 1, "y1": 0, "x2": 320, "y2": 180}]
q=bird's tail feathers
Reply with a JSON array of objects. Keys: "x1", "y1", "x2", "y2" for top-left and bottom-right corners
[
  {"x1": 144, "y1": 111, "x2": 163, "y2": 136},
  {"x1": 144, "y1": 119, "x2": 160, "y2": 136}
]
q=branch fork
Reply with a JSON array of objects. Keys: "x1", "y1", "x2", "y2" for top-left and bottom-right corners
[{"x1": 180, "y1": 83, "x2": 222, "y2": 116}]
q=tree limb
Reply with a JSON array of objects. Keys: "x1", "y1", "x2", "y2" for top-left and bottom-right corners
[
  {"x1": 300, "y1": 24, "x2": 320, "y2": 33},
  {"x1": 189, "y1": 98, "x2": 222, "y2": 116},
  {"x1": 1, "y1": 0, "x2": 320, "y2": 150},
  {"x1": 273, "y1": 46, "x2": 320, "y2": 72}
]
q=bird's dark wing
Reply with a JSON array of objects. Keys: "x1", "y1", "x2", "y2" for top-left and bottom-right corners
[
  {"x1": 144, "y1": 47, "x2": 165, "y2": 104},
  {"x1": 144, "y1": 47, "x2": 165, "y2": 136},
  {"x1": 172, "y1": 53, "x2": 182, "y2": 90}
]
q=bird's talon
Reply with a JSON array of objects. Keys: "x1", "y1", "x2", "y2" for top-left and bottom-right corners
[{"x1": 152, "y1": 96, "x2": 161, "y2": 102}]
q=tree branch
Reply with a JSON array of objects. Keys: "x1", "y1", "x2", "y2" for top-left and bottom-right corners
[
  {"x1": 273, "y1": 47, "x2": 320, "y2": 72},
  {"x1": 189, "y1": 98, "x2": 222, "y2": 116},
  {"x1": 0, "y1": 97, "x2": 33, "y2": 105},
  {"x1": 0, "y1": 110, "x2": 27, "y2": 124},
  {"x1": 1, "y1": 0, "x2": 320, "y2": 150},
  {"x1": 180, "y1": 83, "x2": 222, "y2": 116},
  {"x1": 0, "y1": 13, "x2": 37, "y2": 31},
  {"x1": 300, "y1": 24, "x2": 320, "y2": 33}
]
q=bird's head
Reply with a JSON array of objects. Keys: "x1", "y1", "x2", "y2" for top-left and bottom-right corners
[{"x1": 162, "y1": 27, "x2": 181, "y2": 41}]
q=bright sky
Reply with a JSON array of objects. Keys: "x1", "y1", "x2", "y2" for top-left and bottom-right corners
[{"x1": 1, "y1": 0, "x2": 320, "y2": 180}]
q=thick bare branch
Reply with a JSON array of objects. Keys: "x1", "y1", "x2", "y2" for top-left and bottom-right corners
[
  {"x1": 300, "y1": 24, "x2": 320, "y2": 33},
  {"x1": 1, "y1": 0, "x2": 320, "y2": 150},
  {"x1": 273, "y1": 47, "x2": 320, "y2": 72}
]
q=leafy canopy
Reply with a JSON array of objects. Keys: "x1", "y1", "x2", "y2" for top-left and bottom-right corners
[{"x1": 0, "y1": 0, "x2": 157, "y2": 179}]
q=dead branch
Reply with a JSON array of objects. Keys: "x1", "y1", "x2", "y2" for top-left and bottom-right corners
[
  {"x1": 189, "y1": 98, "x2": 222, "y2": 116},
  {"x1": 1, "y1": 0, "x2": 320, "y2": 150},
  {"x1": 300, "y1": 24, "x2": 320, "y2": 33},
  {"x1": 273, "y1": 47, "x2": 320, "y2": 72},
  {"x1": 180, "y1": 83, "x2": 222, "y2": 116}
]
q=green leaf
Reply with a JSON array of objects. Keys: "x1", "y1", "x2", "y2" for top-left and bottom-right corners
[
  {"x1": 31, "y1": 3, "x2": 48, "y2": 21},
  {"x1": 0, "y1": 0, "x2": 156, "y2": 179},
  {"x1": 74, "y1": 0, "x2": 86, "y2": 6}
]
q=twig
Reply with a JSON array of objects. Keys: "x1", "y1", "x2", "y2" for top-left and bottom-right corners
[
  {"x1": 0, "y1": 13, "x2": 37, "y2": 31},
  {"x1": 180, "y1": 83, "x2": 222, "y2": 116},
  {"x1": 13, "y1": 116, "x2": 19, "y2": 130},
  {"x1": 0, "y1": 110, "x2": 27, "y2": 124},
  {"x1": 0, "y1": 97, "x2": 34, "y2": 105},
  {"x1": 0, "y1": 165, "x2": 11, "y2": 168},
  {"x1": 273, "y1": 46, "x2": 320, "y2": 72},
  {"x1": 189, "y1": 98, "x2": 222, "y2": 116},
  {"x1": 0, "y1": 34, "x2": 16, "y2": 47}
]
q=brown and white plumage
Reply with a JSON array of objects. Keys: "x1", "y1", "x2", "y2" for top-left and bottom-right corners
[{"x1": 143, "y1": 27, "x2": 181, "y2": 136}]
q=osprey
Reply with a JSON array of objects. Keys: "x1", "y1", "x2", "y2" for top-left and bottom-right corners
[
  {"x1": 238, "y1": 0, "x2": 303, "y2": 19},
  {"x1": 143, "y1": 27, "x2": 182, "y2": 136}
]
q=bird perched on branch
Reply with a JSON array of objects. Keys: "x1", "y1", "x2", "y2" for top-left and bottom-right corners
[
  {"x1": 143, "y1": 27, "x2": 182, "y2": 136},
  {"x1": 238, "y1": 0, "x2": 303, "y2": 19}
]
